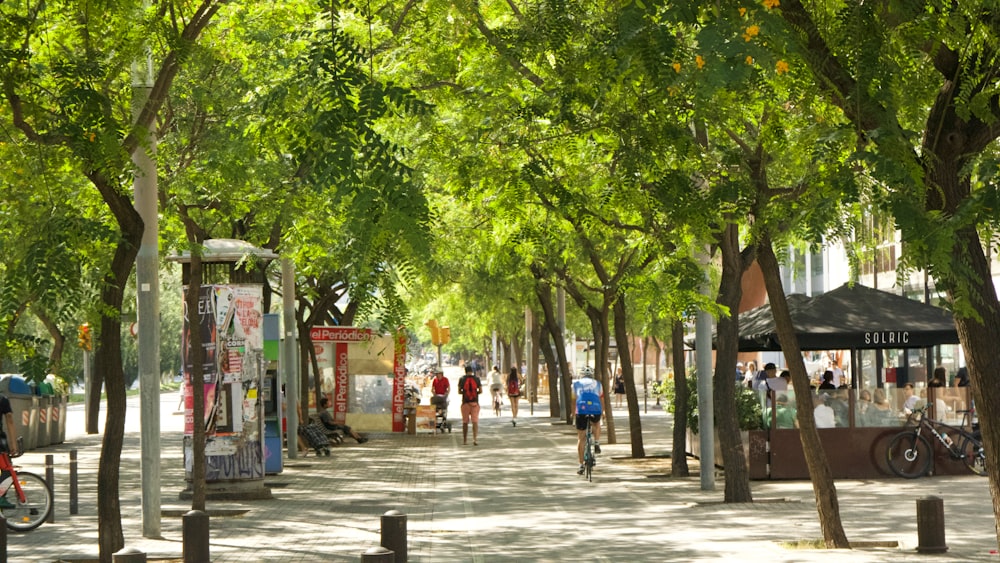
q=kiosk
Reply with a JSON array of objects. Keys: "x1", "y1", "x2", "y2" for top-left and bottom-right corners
[{"x1": 170, "y1": 239, "x2": 277, "y2": 500}]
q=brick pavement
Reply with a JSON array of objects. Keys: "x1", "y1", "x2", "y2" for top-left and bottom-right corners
[{"x1": 5, "y1": 378, "x2": 999, "y2": 562}]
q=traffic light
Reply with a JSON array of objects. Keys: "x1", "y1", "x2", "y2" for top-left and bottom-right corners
[
  {"x1": 440, "y1": 326, "x2": 451, "y2": 345},
  {"x1": 425, "y1": 319, "x2": 440, "y2": 346},
  {"x1": 77, "y1": 323, "x2": 92, "y2": 351}
]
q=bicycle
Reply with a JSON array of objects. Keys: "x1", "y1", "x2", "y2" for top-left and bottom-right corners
[
  {"x1": 582, "y1": 419, "x2": 596, "y2": 482},
  {"x1": 0, "y1": 437, "x2": 53, "y2": 531},
  {"x1": 886, "y1": 406, "x2": 986, "y2": 479}
]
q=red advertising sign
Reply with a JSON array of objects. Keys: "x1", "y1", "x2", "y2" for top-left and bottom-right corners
[
  {"x1": 334, "y1": 342, "x2": 349, "y2": 424},
  {"x1": 310, "y1": 326, "x2": 373, "y2": 342},
  {"x1": 391, "y1": 327, "x2": 407, "y2": 432}
]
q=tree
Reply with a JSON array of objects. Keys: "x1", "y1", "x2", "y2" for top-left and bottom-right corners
[
  {"x1": 1, "y1": 1, "x2": 231, "y2": 558},
  {"x1": 766, "y1": 1, "x2": 1000, "y2": 547}
]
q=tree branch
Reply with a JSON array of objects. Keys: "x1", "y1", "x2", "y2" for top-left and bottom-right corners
[{"x1": 468, "y1": 0, "x2": 546, "y2": 90}]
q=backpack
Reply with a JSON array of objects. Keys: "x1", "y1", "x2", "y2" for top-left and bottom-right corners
[
  {"x1": 576, "y1": 381, "x2": 602, "y2": 416},
  {"x1": 461, "y1": 376, "x2": 479, "y2": 402},
  {"x1": 507, "y1": 376, "x2": 520, "y2": 396}
]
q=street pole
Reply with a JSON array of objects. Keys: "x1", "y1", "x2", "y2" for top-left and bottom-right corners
[
  {"x1": 282, "y1": 258, "x2": 300, "y2": 459},
  {"x1": 525, "y1": 306, "x2": 533, "y2": 416},
  {"x1": 132, "y1": 35, "x2": 161, "y2": 536},
  {"x1": 696, "y1": 247, "x2": 715, "y2": 492},
  {"x1": 557, "y1": 287, "x2": 567, "y2": 419}
]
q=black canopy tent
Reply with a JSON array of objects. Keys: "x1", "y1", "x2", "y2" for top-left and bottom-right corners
[
  {"x1": 734, "y1": 283, "x2": 960, "y2": 352},
  {"x1": 730, "y1": 284, "x2": 965, "y2": 480}
]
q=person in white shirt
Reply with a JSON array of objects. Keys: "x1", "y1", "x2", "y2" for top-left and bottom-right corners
[
  {"x1": 902, "y1": 382, "x2": 919, "y2": 414},
  {"x1": 813, "y1": 393, "x2": 836, "y2": 428}
]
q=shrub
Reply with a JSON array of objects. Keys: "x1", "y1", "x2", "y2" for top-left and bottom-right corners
[{"x1": 656, "y1": 368, "x2": 763, "y2": 433}]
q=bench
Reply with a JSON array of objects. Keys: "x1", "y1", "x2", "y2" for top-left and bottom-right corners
[{"x1": 308, "y1": 414, "x2": 345, "y2": 445}]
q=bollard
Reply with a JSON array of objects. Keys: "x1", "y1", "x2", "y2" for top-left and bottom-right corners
[
  {"x1": 916, "y1": 496, "x2": 948, "y2": 553},
  {"x1": 360, "y1": 546, "x2": 394, "y2": 563},
  {"x1": 0, "y1": 513, "x2": 6, "y2": 561},
  {"x1": 45, "y1": 454, "x2": 54, "y2": 523},
  {"x1": 70, "y1": 450, "x2": 78, "y2": 515},
  {"x1": 182, "y1": 510, "x2": 210, "y2": 563},
  {"x1": 381, "y1": 510, "x2": 406, "y2": 562},
  {"x1": 112, "y1": 547, "x2": 147, "y2": 562}
]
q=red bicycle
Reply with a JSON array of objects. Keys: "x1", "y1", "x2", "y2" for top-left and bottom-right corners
[{"x1": 0, "y1": 438, "x2": 53, "y2": 531}]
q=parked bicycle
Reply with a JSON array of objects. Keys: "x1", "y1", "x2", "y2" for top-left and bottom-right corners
[
  {"x1": 886, "y1": 406, "x2": 986, "y2": 479},
  {"x1": 0, "y1": 437, "x2": 53, "y2": 531},
  {"x1": 582, "y1": 419, "x2": 596, "y2": 482}
]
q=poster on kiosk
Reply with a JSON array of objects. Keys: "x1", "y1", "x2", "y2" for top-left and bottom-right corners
[
  {"x1": 182, "y1": 284, "x2": 265, "y2": 481},
  {"x1": 311, "y1": 326, "x2": 407, "y2": 432}
]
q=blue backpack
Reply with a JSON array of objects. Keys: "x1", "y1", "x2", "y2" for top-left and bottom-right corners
[{"x1": 576, "y1": 381, "x2": 602, "y2": 415}]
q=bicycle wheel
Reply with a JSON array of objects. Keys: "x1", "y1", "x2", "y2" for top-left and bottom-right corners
[
  {"x1": 960, "y1": 433, "x2": 988, "y2": 476},
  {"x1": 3, "y1": 471, "x2": 53, "y2": 532},
  {"x1": 886, "y1": 432, "x2": 933, "y2": 479}
]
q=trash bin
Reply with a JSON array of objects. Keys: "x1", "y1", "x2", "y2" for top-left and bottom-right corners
[
  {"x1": 0, "y1": 375, "x2": 39, "y2": 450},
  {"x1": 36, "y1": 394, "x2": 52, "y2": 448},
  {"x1": 53, "y1": 395, "x2": 68, "y2": 444}
]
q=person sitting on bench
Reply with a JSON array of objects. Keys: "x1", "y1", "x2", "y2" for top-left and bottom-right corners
[{"x1": 317, "y1": 397, "x2": 369, "y2": 444}]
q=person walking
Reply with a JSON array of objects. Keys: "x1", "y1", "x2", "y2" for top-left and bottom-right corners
[
  {"x1": 613, "y1": 367, "x2": 625, "y2": 408},
  {"x1": 506, "y1": 367, "x2": 523, "y2": 427},
  {"x1": 488, "y1": 365, "x2": 503, "y2": 417},
  {"x1": 572, "y1": 366, "x2": 603, "y2": 475},
  {"x1": 458, "y1": 365, "x2": 482, "y2": 445}
]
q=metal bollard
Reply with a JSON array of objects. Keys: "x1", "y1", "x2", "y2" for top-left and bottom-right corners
[
  {"x1": 182, "y1": 510, "x2": 210, "y2": 563},
  {"x1": 70, "y1": 450, "x2": 78, "y2": 515},
  {"x1": 45, "y1": 454, "x2": 54, "y2": 523},
  {"x1": 360, "y1": 546, "x2": 394, "y2": 562},
  {"x1": 0, "y1": 513, "x2": 6, "y2": 561},
  {"x1": 381, "y1": 510, "x2": 406, "y2": 562},
  {"x1": 112, "y1": 547, "x2": 147, "y2": 562},
  {"x1": 916, "y1": 496, "x2": 948, "y2": 553}
]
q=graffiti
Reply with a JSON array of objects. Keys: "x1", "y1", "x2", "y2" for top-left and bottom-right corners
[{"x1": 184, "y1": 438, "x2": 264, "y2": 481}]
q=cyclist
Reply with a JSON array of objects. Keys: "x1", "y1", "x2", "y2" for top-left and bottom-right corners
[
  {"x1": 573, "y1": 366, "x2": 603, "y2": 475},
  {"x1": 0, "y1": 392, "x2": 21, "y2": 509}
]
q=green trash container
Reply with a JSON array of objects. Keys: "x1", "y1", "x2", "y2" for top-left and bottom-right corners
[
  {"x1": 36, "y1": 395, "x2": 52, "y2": 448},
  {"x1": 0, "y1": 375, "x2": 38, "y2": 450}
]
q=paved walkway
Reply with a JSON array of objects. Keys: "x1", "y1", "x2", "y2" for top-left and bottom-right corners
[{"x1": 6, "y1": 370, "x2": 999, "y2": 562}]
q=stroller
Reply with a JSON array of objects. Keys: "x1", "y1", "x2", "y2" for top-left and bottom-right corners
[{"x1": 431, "y1": 394, "x2": 452, "y2": 433}]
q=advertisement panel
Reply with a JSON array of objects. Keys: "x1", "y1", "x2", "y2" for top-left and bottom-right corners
[{"x1": 182, "y1": 284, "x2": 265, "y2": 481}]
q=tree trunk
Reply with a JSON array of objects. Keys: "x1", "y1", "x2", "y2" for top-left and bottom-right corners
[
  {"x1": 178, "y1": 218, "x2": 208, "y2": 519},
  {"x1": 96, "y1": 239, "x2": 136, "y2": 562},
  {"x1": 532, "y1": 272, "x2": 570, "y2": 418},
  {"x1": 613, "y1": 297, "x2": 644, "y2": 457},
  {"x1": 538, "y1": 325, "x2": 560, "y2": 416},
  {"x1": 35, "y1": 309, "x2": 66, "y2": 374},
  {"x1": 943, "y1": 227, "x2": 1000, "y2": 548},
  {"x1": 758, "y1": 235, "x2": 849, "y2": 548},
  {"x1": 714, "y1": 223, "x2": 753, "y2": 502},
  {"x1": 670, "y1": 320, "x2": 689, "y2": 477}
]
